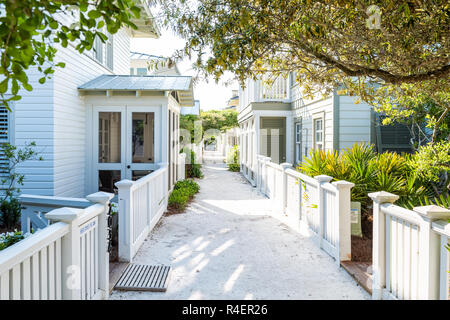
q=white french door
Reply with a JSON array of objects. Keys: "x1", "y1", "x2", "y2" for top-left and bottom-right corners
[{"x1": 92, "y1": 106, "x2": 160, "y2": 194}]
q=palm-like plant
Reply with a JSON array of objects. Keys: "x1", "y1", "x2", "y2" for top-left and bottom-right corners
[{"x1": 297, "y1": 142, "x2": 448, "y2": 238}]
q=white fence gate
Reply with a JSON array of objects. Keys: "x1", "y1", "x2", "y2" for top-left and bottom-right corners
[
  {"x1": 255, "y1": 155, "x2": 354, "y2": 264},
  {"x1": 116, "y1": 163, "x2": 169, "y2": 262},
  {"x1": 0, "y1": 192, "x2": 113, "y2": 300},
  {"x1": 370, "y1": 191, "x2": 450, "y2": 300}
]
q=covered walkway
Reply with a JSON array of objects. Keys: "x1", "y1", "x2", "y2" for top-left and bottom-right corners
[{"x1": 111, "y1": 164, "x2": 369, "y2": 300}]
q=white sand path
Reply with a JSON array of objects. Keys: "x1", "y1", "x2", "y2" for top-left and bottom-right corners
[{"x1": 111, "y1": 164, "x2": 369, "y2": 300}]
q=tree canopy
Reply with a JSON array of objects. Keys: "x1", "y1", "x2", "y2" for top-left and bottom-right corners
[
  {"x1": 0, "y1": 0, "x2": 143, "y2": 108},
  {"x1": 180, "y1": 109, "x2": 238, "y2": 143},
  {"x1": 161, "y1": 0, "x2": 450, "y2": 143}
]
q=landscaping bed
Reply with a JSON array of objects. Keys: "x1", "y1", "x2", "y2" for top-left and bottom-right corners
[{"x1": 166, "y1": 179, "x2": 200, "y2": 215}]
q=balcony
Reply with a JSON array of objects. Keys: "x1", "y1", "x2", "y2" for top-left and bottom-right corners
[{"x1": 239, "y1": 75, "x2": 291, "y2": 112}]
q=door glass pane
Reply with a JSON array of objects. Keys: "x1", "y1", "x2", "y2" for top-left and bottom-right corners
[
  {"x1": 98, "y1": 170, "x2": 121, "y2": 194},
  {"x1": 132, "y1": 170, "x2": 153, "y2": 181},
  {"x1": 98, "y1": 112, "x2": 121, "y2": 163},
  {"x1": 132, "y1": 112, "x2": 154, "y2": 163}
]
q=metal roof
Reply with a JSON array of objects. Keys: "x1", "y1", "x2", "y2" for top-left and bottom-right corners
[
  {"x1": 78, "y1": 75, "x2": 190, "y2": 91},
  {"x1": 78, "y1": 75, "x2": 194, "y2": 107},
  {"x1": 130, "y1": 52, "x2": 166, "y2": 60}
]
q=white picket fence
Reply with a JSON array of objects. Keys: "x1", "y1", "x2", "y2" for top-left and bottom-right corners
[
  {"x1": 0, "y1": 192, "x2": 113, "y2": 300},
  {"x1": 370, "y1": 191, "x2": 450, "y2": 300},
  {"x1": 255, "y1": 155, "x2": 354, "y2": 264},
  {"x1": 115, "y1": 163, "x2": 169, "y2": 262}
]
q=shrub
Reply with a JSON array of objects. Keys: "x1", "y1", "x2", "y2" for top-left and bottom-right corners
[
  {"x1": 168, "y1": 189, "x2": 189, "y2": 211},
  {"x1": 0, "y1": 142, "x2": 42, "y2": 231},
  {"x1": 297, "y1": 142, "x2": 448, "y2": 237},
  {"x1": 0, "y1": 230, "x2": 27, "y2": 251},
  {"x1": 174, "y1": 179, "x2": 200, "y2": 197},
  {"x1": 168, "y1": 179, "x2": 201, "y2": 212},
  {"x1": 184, "y1": 149, "x2": 203, "y2": 178},
  {"x1": 0, "y1": 197, "x2": 21, "y2": 229},
  {"x1": 227, "y1": 145, "x2": 240, "y2": 172}
]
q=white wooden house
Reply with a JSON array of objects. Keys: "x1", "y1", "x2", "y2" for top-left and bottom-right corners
[
  {"x1": 238, "y1": 74, "x2": 413, "y2": 185},
  {"x1": 4, "y1": 3, "x2": 194, "y2": 197}
]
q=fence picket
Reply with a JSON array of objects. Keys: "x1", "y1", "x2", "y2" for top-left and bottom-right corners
[
  {"x1": 370, "y1": 191, "x2": 450, "y2": 300},
  {"x1": 116, "y1": 164, "x2": 169, "y2": 263}
]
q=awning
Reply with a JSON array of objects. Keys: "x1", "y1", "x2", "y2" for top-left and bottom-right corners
[
  {"x1": 78, "y1": 75, "x2": 195, "y2": 107},
  {"x1": 131, "y1": 1, "x2": 161, "y2": 38}
]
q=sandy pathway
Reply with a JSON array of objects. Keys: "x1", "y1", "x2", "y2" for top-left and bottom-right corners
[{"x1": 111, "y1": 164, "x2": 369, "y2": 300}]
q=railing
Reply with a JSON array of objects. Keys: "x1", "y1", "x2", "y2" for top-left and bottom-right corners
[
  {"x1": 19, "y1": 195, "x2": 91, "y2": 234},
  {"x1": 255, "y1": 155, "x2": 353, "y2": 264},
  {"x1": 0, "y1": 192, "x2": 113, "y2": 300},
  {"x1": 115, "y1": 163, "x2": 169, "y2": 262},
  {"x1": 370, "y1": 191, "x2": 450, "y2": 300},
  {"x1": 259, "y1": 76, "x2": 289, "y2": 101}
]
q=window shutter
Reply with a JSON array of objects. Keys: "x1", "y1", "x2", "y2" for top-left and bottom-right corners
[
  {"x1": 0, "y1": 106, "x2": 9, "y2": 178},
  {"x1": 376, "y1": 115, "x2": 413, "y2": 153}
]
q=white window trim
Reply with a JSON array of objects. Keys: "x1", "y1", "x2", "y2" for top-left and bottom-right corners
[
  {"x1": 312, "y1": 112, "x2": 325, "y2": 151},
  {"x1": 295, "y1": 121, "x2": 302, "y2": 163}
]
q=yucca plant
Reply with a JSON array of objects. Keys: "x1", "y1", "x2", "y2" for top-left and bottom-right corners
[{"x1": 298, "y1": 148, "x2": 330, "y2": 177}]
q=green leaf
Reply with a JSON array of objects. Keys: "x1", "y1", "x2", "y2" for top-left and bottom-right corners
[
  {"x1": 0, "y1": 79, "x2": 8, "y2": 94},
  {"x1": 88, "y1": 10, "x2": 102, "y2": 20},
  {"x1": 49, "y1": 21, "x2": 58, "y2": 29},
  {"x1": 23, "y1": 83, "x2": 33, "y2": 91}
]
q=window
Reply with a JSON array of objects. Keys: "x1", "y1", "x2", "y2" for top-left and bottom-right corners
[
  {"x1": 136, "y1": 68, "x2": 147, "y2": 76},
  {"x1": 93, "y1": 31, "x2": 113, "y2": 70},
  {"x1": 130, "y1": 68, "x2": 134, "y2": 75},
  {"x1": 295, "y1": 122, "x2": 302, "y2": 163},
  {"x1": 290, "y1": 71, "x2": 297, "y2": 87},
  {"x1": 106, "y1": 32, "x2": 113, "y2": 70},
  {"x1": 313, "y1": 117, "x2": 324, "y2": 150},
  {"x1": 93, "y1": 37, "x2": 103, "y2": 63}
]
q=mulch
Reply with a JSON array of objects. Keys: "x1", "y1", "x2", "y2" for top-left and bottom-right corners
[
  {"x1": 351, "y1": 206, "x2": 373, "y2": 262},
  {"x1": 351, "y1": 236, "x2": 372, "y2": 262}
]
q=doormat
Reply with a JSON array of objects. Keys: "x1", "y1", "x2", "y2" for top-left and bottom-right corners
[{"x1": 114, "y1": 264, "x2": 172, "y2": 292}]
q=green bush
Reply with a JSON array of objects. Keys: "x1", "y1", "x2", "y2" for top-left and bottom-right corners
[
  {"x1": 168, "y1": 179, "x2": 201, "y2": 212},
  {"x1": 298, "y1": 143, "x2": 433, "y2": 208},
  {"x1": 0, "y1": 230, "x2": 26, "y2": 251},
  {"x1": 174, "y1": 179, "x2": 200, "y2": 197},
  {"x1": 168, "y1": 189, "x2": 189, "y2": 210},
  {"x1": 0, "y1": 197, "x2": 22, "y2": 229},
  {"x1": 184, "y1": 149, "x2": 203, "y2": 178},
  {"x1": 298, "y1": 142, "x2": 449, "y2": 237},
  {"x1": 227, "y1": 145, "x2": 240, "y2": 172}
]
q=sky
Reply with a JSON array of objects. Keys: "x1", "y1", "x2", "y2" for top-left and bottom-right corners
[{"x1": 130, "y1": 29, "x2": 239, "y2": 111}]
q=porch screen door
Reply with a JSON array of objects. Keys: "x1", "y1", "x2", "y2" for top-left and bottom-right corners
[
  {"x1": 126, "y1": 106, "x2": 160, "y2": 181},
  {"x1": 94, "y1": 107, "x2": 126, "y2": 195},
  {"x1": 93, "y1": 106, "x2": 160, "y2": 194}
]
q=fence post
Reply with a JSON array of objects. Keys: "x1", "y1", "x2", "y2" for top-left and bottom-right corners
[
  {"x1": 332, "y1": 180, "x2": 354, "y2": 265},
  {"x1": 86, "y1": 191, "x2": 113, "y2": 299},
  {"x1": 256, "y1": 156, "x2": 261, "y2": 191},
  {"x1": 314, "y1": 175, "x2": 333, "y2": 248},
  {"x1": 280, "y1": 163, "x2": 292, "y2": 214},
  {"x1": 115, "y1": 179, "x2": 134, "y2": 263},
  {"x1": 368, "y1": 191, "x2": 399, "y2": 300},
  {"x1": 178, "y1": 153, "x2": 186, "y2": 181},
  {"x1": 45, "y1": 207, "x2": 84, "y2": 300},
  {"x1": 413, "y1": 205, "x2": 450, "y2": 300}
]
